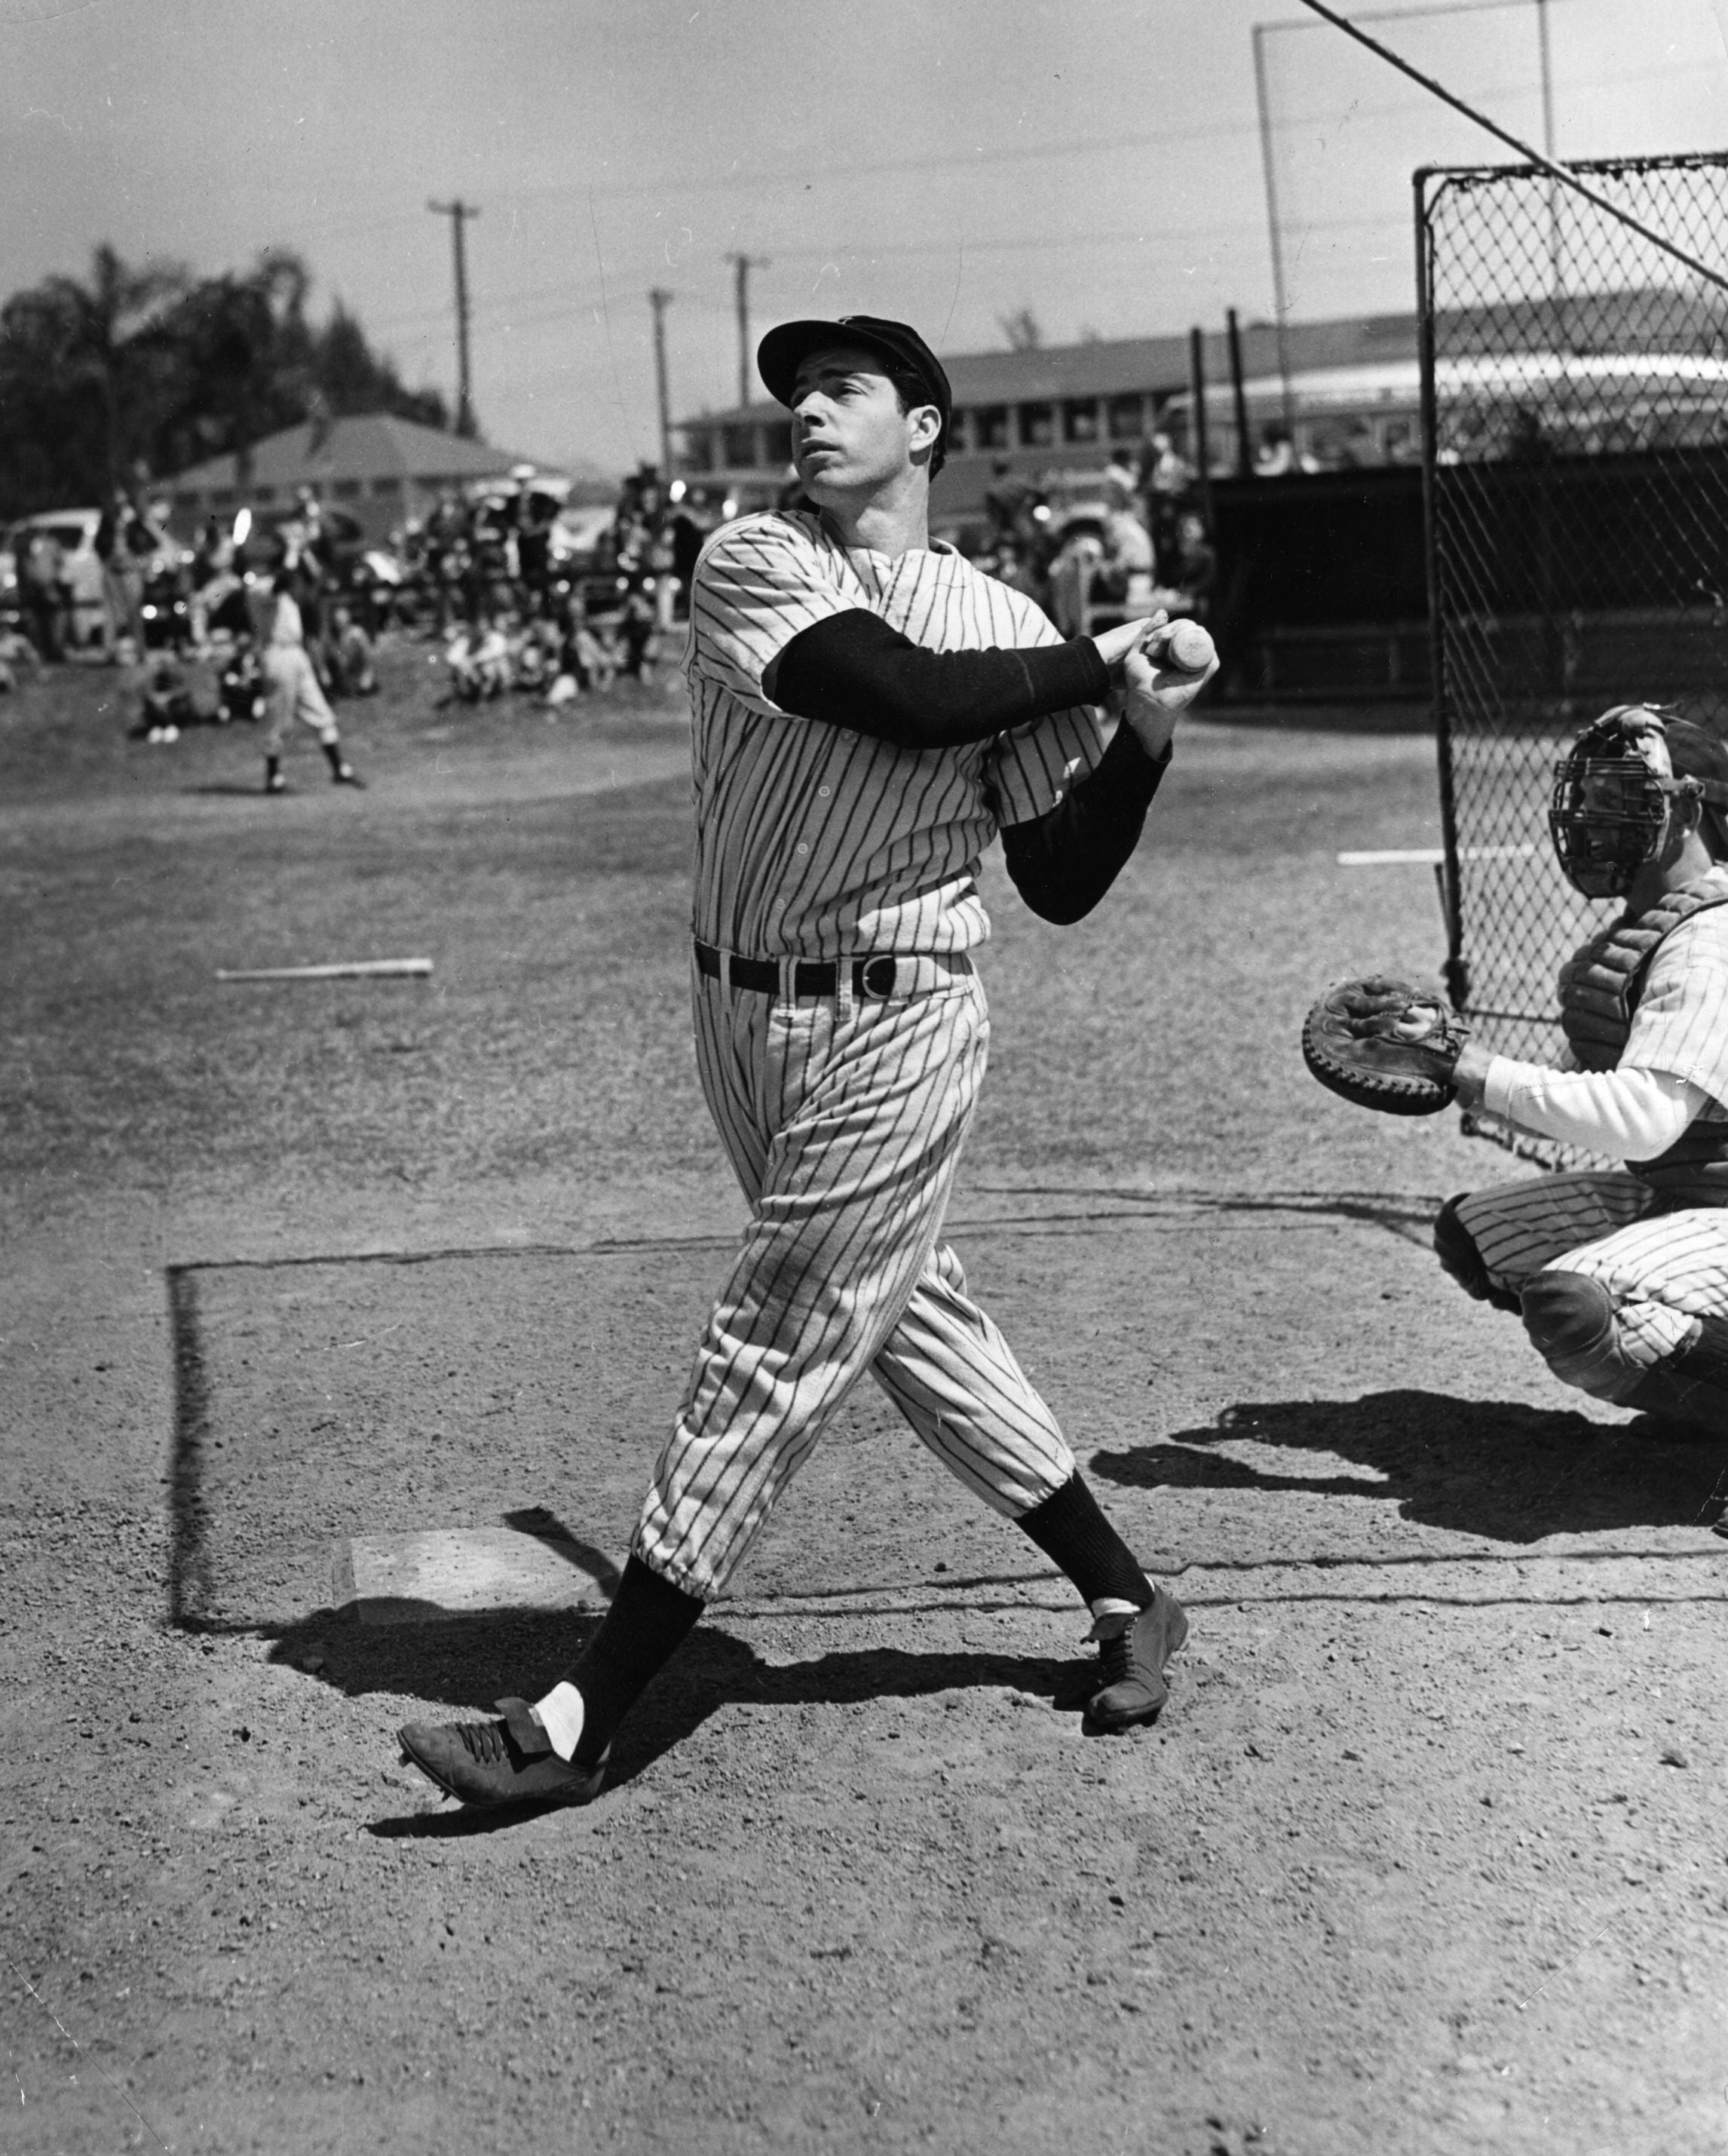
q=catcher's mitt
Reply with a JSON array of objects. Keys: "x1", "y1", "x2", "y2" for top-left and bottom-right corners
[{"x1": 1301, "y1": 977, "x2": 1469, "y2": 1117}]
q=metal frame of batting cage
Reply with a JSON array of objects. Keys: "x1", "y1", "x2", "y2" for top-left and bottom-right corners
[{"x1": 1415, "y1": 149, "x2": 1728, "y2": 1167}]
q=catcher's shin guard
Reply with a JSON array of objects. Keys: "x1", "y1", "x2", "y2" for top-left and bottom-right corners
[
  {"x1": 1520, "y1": 1270, "x2": 1649, "y2": 1403},
  {"x1": 1433, "y1": 1196, "x2": 1522, "y2": 1314}
]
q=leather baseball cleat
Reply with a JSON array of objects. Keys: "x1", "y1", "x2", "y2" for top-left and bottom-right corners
[
  {"x1": 1086, "y1": 1588, "x2": 1189, "y2": 1732},
  {"x1": 397, "y1": 1697, "x2": 608, "y2": 1808}
]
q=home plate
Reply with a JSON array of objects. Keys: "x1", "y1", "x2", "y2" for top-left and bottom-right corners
[{"x1": 332, "y1": 1526, "x2": 620, "y2": 1624}]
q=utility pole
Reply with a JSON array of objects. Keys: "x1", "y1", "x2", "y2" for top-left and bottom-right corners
[
  {"x1": 728, "y1": 252, "x2": 768, "y2": 409},
  {"x1": 648, "y1": 287, "x2": 674, "y2": 480},
  {"x1": 428, "y1": 198, "x2": 480, "y2": 437}
]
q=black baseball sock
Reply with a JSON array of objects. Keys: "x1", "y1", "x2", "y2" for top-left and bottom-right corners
[
  {"x1": 1676, "y1": 1314, "x2": 1728, "y2": 1391},
  {"x1": 558, "y1": 1555, "x2": 703, "y2": 1768},
  {"x1": 320, "y1": 740, "x2": 348, "y2": 777},
  {"x1": 1016, "y1": 1471, "x2": 1154, "y2": 1610},
  {"x1": 264, "y1": 753, "x2": 283, "y2": 787}
]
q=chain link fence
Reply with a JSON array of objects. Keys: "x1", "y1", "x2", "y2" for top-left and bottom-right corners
[{"x1": 1418, "y1": 151, "x2": 1728, "y2": 1160}]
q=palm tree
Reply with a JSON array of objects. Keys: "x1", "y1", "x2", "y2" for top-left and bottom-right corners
[{"x1": 34, "y1": 244, "x2": 188, "y2": 492}]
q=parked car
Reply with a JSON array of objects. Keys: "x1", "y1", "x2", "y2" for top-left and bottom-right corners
[{"x1": 2, "y1": 509, "x2": 108, "y2": 646}]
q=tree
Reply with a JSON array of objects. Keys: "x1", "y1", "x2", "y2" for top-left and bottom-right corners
[
  {"x1": 0, "y1": 243, "x2": 188, "y2": 511},
  {"x1": 0, "y1": 244, "x2": 451, "y2": 521},
  {"x1": 997, "y1": 305, "x2": 1043, "y2": 353}
]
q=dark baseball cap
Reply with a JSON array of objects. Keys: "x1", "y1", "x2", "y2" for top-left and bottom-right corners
[{"x1": 756, "y1": 314, "x2": 951, "y2": 468}]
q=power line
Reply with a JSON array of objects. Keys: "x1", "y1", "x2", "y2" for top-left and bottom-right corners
[{"x1": 1292, "y1": 0, "x2": 1728, "y2": 295}]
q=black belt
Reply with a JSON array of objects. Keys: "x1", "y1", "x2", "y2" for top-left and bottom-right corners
[{"x1": 694, "y1": 940, "x2": 967, "y2": 1000}]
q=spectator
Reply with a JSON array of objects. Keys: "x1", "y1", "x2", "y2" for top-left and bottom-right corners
[
  {"x1": 1092, "y1": 472, "x2": 1155, "y2": 603},
  {"x1": 188, "y1": 517, "x2": 239, "y2": 649},
  {"x1": 326, "y1": 603, "x2": 378, "y2": 698},
  {"x1": 1166, "y1": 511, "x2": 1217, "y2": 619},
  {"x1": 1254, "y1": 422, "x2": 1316, "y2": 477},
  {"x1": 95, "y1": 491, "x2": 149, "y2": 656},
  {"x1": 983, "y1": 456, "x2": 1041, "y2": 551},
  {"x1": 1138, "y1": 429, "x2": 1193, "y2": 565},
  {"x1": 18, "y1": 528, "x2": 67, "y2": 662},
  {"x1": 443, "y1": 612, "x2": 510, "y2": 704},
  {"x1": 617, "y1": 579, "x2": 658, "y2": 680},
  {"x1": 129, "y1": 646, "x2": 194, "y2": 742},
  {"x1": 0, "y1": 623, "x2": 40, "y2": 695}
]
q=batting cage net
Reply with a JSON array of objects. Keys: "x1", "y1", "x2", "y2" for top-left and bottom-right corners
[{"x1": 1418, "y1": 150, "x2": 1728, "y2": 1161}]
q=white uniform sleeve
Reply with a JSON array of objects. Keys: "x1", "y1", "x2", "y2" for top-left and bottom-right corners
[
  {"x1": 1619, "y1": 907, "x2": 1728, "y2": 1106},
  {"x1": 686, "y1": 516, "x2": 851, "y2": 718},
  {"x1": 1482, "y1": 1057, "x2": 1708, "y2": 1157}
]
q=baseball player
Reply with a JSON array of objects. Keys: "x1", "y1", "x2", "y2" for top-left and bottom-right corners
[
  {"x1": 1435, "y1": 706, "x2": 1728, "y2": 1434},
  {"x1": 399, "y1": 314, "x2": 1218, "y2": 1808},
  {"x1": 249, "y1": 560, "x2": 363, "y2": 795}
]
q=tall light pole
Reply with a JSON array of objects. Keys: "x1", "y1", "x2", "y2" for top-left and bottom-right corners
[
  {"x1": 728, "y1": 252, "x2": 768, "y2": 409},
  {"x1": 649, "y1": 287, "x2": 674, "y2": 480},
  {"x1": 1250, "y1": 24, "x2": 1296, "y2": 437},
  {"x1": 428, "y1": 198, "x2": 480, "y2": 437}
]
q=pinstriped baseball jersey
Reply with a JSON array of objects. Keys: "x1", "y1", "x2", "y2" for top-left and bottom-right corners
[
  {"x1": 624, "y1": 505, "x2": 1123, "y2": 1600},
  {"x1": 1622, "y1": 873, "x2": 1728, "y2": 1110},
  {"x1": 685, "y1": 509, "x2": 1106, "y2": 958}
]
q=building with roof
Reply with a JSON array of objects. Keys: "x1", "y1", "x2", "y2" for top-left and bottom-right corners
[
  {"x1": 675, "y1": 291, "x2": 1708, "y2": 527},
  {"x1": 163, "y1": 412, "x2": 611, "y2": 541},
  {"x1": 676, "y1": 312, "x2": 1423, "y2": 523}
]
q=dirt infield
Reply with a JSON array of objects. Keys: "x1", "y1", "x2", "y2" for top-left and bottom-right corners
[{"x1": 4, "y1": 655, "x2": 1726, "y2": 2155}]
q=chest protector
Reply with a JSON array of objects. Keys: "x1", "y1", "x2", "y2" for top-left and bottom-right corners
[{"x1": 1557, "y1": 875, "x2": 1728, "y2": 1202}]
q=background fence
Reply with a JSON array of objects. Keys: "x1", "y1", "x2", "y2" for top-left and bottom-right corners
[{"x1": 1420, "y1": 150, "x2": 1728, "y2": 1156}]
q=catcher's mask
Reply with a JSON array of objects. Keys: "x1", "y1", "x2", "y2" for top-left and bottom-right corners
[{"x1": 1549, "y1": 705, "x2": 1728, "y2": 899}]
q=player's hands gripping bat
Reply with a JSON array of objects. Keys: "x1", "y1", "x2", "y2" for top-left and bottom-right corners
[
  {"x1": 1112, "y1": 615, "x2": 1219, "y2": 758},
  {"x1": 1302, "y1": 976, "x2": 1471, "y2": 1116},
  {"x1": 1147, "y1": 619, "x2": 1215, "y2": 675}
]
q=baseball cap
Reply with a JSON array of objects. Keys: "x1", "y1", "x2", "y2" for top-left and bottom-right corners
[{"x1": 756, "y1": 314, "x2": 951, "y2": 470}]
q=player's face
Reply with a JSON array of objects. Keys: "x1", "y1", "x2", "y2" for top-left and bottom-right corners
[{"x1": 789, "y1": 345, "x2": 929, "y2": 501}]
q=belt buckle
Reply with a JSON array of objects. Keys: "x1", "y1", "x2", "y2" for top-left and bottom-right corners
[{"x1": 858, "y1": 955, "x2": 897, "y2": 1000}]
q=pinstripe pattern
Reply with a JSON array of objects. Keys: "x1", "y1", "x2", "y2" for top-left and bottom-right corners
[
  {"x1": 1454, "y1": 1170, "x2": 1728, "y2": 1376},
  {"x1": 685, "y1": 510, "x2": 1105, "y2": 958},
  {"x1": 633, "y1": 965, "x2": 1075, "y2": 1599},
  {"x1": 1449, "y1": 877, "x2": 1728, "y2": 1401},
  {"x1": 1622, "y1": 889, "x2": 1728, "y2": 1106},
  {"x1": 631, "y1": 514, "x2": 1108, "y2": 1601}
]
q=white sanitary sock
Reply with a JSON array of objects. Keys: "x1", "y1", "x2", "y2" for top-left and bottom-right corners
[{"x1": 530, "y1": 1681, "x2": 586, "y2": 1762}]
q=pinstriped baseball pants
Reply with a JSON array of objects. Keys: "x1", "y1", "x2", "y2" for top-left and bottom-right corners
[
  {"x1": 1453, "y1": 1170, "x2": 1728, "y2": 1394},
  {"x1": 632, "y1": 961, "x2": 1077, "y2": 1601}
]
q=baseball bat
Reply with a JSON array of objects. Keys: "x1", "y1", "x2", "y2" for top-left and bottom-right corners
[{"x1": 216, "y1": 958, "x2": 434, "y2": 982}]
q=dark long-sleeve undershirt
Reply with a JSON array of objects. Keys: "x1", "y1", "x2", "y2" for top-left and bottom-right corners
[
  {"x1": 764, "y1": 605, "x2": 1111, "y2": 750},
  {"x1": 999, "y1": 722, "x2": 1170, "y2": 924}
]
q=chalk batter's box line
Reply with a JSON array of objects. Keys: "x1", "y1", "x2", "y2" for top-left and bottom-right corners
[{"x1": 163, "y1": 1209, "x2": 1698, "y2": 1632}]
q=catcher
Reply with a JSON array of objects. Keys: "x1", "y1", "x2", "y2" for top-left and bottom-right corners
[{"x1": 1307, "y1": 705, "x2": 1728, "y2": 1435}]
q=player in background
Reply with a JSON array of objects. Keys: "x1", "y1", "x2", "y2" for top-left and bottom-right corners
[
  {"x1": 398, "y1": 314, "x2": 1218, "y2": 1809},
  {"x1": 1437, "y1": 706, "x2": 1728, "y2": 1434},
  {"x1": 248, "y1": 549, "x2": 363, "y2": 794}
]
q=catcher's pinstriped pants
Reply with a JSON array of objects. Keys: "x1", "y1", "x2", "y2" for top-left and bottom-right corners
[
  {"x1": 633, "y1": 956, "x2": 1076, "y2": 1601},
  {"x1": 1454, "y1": 1170, "x2": 1728, "y2": 1397}
]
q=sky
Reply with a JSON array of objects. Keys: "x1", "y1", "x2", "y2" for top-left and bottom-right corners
[{"x1": 3, "y1": 0, "x2": 1726, "y2": 477}]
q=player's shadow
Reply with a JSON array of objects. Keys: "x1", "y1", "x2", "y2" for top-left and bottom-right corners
[
  {"x1": 1088, "y1": 1388, "x2": 1728, "y2": 1544},
  {"x1": 262, "y1": 1607, "x2": 1093, "y2": 1836}
]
